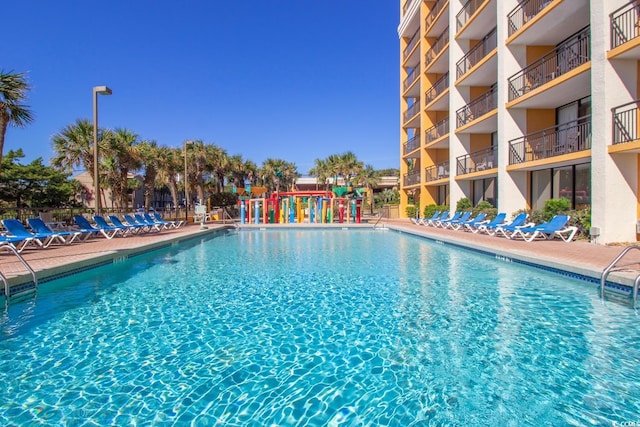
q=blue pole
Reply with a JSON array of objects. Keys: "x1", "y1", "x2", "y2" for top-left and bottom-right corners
[
  {"x1": 240, "y1": 200, "x2": 246, "y2": 224},
  {"x1": 289, "y1": 196, "x2": 295, "y2": 223},
  {"x1": 254, "y1": 200, "x2": 260, "y2": 224}
]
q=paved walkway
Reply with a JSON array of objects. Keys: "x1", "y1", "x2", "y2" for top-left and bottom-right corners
[{"x1": 1, "y1": 220, "x2": 639, "y2": 291}]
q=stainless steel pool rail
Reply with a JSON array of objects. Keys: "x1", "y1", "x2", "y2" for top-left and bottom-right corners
[
  {"x1": 600, "y1": 245, "x2": 640, "y2": 309},
  {"x1": 373, "y1": 213, "x2": 384, "y2": 229},
  {"x1": 0, "y1": 244, "x2": 38, "y2": 305}
]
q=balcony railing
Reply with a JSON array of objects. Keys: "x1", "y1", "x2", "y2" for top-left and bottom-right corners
[
  {"x1": 507, "y1": 0, "x2": 553, "y2": 36},
  {"x1": 403, "y1": 135, "x2": 421, "y2": 155},
  {"x1": 425, "y1": 72, "x2": 449, "y2": 104},
  {"x1": 425, "y1": 0, "x2": 445, "y2": 30},
  {"x1": 402, "y1": 0, "x2": 415, "y2": 16},
  {"x1": 403, "y1": 64, "x2": 421, "y2": 91},
  {"x1": 403, "y1": 169, "x2": 421, "y2": 186},
  {"x1": 403, "y1": 100, "x2": 421, "y2": 123},
  {"x1": 611, "y1": 1, "x2": 640, "y2": 49},
  {"x1": 612, "y1": 100, "x2": 640, "y2": 144},
  {"x1": 456, "y1": 146, "x2": 497, "y2": 175},
  {"x1": 508, "y1": 27, "x2": 590, "y2": 101},
  {"x1": 425, "y1": 27, "x2": 449, "y2": 67},
  {"x1": 425, "y1": 117, "x2": 449, "y2": 143},
  {"x1": 456, "y1": 0, "x2": 485, "y2": 32},
  {"x1": 508, "y1": 117, "x2": 592, "y2": 164},
  {"x1": 456, "y1": 87, "x2": 497, "y2": 128},
  {"x1": 456, "y1": 27, "x2": 497, "y2": 79},
  {"x1": 425, "y1": 161, "x2": 450, "y2": 182},
  {"x1": 403, "y1": 29, "x2": 421, "y2": 61}
]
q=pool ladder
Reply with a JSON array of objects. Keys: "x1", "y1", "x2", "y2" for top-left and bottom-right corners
[
  {"x1": 600, "y1": 245, "x2": 640, "y2": 309},
  {"x1": 0, "y1": 245, "x2": 38, "y2": 305}
]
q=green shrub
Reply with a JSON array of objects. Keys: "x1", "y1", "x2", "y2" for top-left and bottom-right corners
[
  {"x1": 208, "y1": 192, "x2": 239, "y2": 207},
  {"x1": 542, "y1": 198, "x2": 571, "y2": 221},
  {"x1": 456, "y1": 197, "x2": 472, "y2": 212},
  {"x1": 423, "y1": 204, "x2": 447, "y2": 219},
  {"x1": 406, "y1": 205, "x2": 418, "y2": 218},
  {"x1": 473, "y1": 200, "x2": 497, "y2": 218}
]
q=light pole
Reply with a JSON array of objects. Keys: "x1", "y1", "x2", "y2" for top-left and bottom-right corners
[
  {"x1": 93, "y1": 85, "x2": 112, "y2": 216},
  {"x1": 183, "y1": 140, "x2": 193, "y2": 224}
]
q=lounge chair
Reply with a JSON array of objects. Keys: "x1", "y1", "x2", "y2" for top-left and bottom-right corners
[
  {"x1": 73, "y1": 215, "x2": 119, "y2": 239},
  {"x1": 94, "y1": 215, "x2": 132, "y2": 236},
  {"x1": 418, "y1": 211, "x2": 440, "y2": 226},
  {"x1": 444, "y1": 211, "x2": 472, "y2": 229},
  {"x1": 143, "y1": 213, "x2": 171, "y2": 230},
  {"x1": 0, "y1": 233, "x2": 36, "y2": 253},
  {"x1": 469, "y1": 212, "x2": 507, "y2": 234},
  {"x1": 452, "y1": 212, "x2": 486, "y2": 231},
  {"x1": 510, "y1": 215, "x2": 578, "y2": 242},
  {"x1": 426, "y1": 211, "x2": 449, "y2": 227},
  {"x1": 153, "y1": 212, "x2": 184, "y2": 228},
  {"x1": 2, "y1": 218, "x2": 64, "y2": 249},
  {"x1": 435, "y1": 211, "x2": 462, "y2": 228},
  {"x1": 27, "y1": 218, "x2": 87, "y2": 244},
  {"x1": 133, "y1": 214, "x2": 162, "y2": 232},
  {"x1": 109, "y1": 215, "x2": 146, "y2": 234},
  {"x1": 492, "y1": 213, "x2": 531, "y2": 238}
]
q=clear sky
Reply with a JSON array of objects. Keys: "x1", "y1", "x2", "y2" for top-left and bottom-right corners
[{"x1": 5, "y1": 0, "x2": 400, "y2": 175}]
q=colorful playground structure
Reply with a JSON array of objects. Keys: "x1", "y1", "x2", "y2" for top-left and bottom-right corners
[{"x1": 238, "y1": 189, "x2": 365, "y2": 224}]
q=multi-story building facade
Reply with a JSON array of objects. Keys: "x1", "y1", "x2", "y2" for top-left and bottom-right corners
[{"x1": 398, "y1": 0, "x2": 640, "y2": 244}]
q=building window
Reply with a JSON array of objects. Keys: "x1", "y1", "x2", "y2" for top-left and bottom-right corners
[
  {"x1": 530, "y1": 163, "x2": 590, "y2": 210},
  {"x1": 438, "y1": 185, "x2": 450, "y2": 206},
  {"x1": 472, "y1": 178, "x2": 497, "y2": 207}
]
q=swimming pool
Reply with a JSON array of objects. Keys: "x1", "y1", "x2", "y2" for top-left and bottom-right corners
[{"x1": 0, "y1": 229, "x2": 638, "y2": 425}]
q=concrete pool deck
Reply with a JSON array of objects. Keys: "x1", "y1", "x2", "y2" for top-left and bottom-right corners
[{"x1": 1, "y1": 219, "x2": 639, "y2": 293}]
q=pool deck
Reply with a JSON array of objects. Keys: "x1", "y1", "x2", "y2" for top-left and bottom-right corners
[{"x1": 1, "y1": 219, "x2": 639, "y2": 292}]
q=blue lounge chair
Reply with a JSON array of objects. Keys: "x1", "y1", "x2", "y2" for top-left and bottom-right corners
[
  {"x1": 418, "y1": 210, "x2": 440, "y2": 226},
  {"x1": 0, "y1": 233, "x2": 35, "y2": 253},
  {"x1": 469, "y1": 212, "x2": 507, "y2": 234},
  {"x1": 2, "y1": 218, "x2": 64, "y2": 249},
  {"x1": 510, "y1": 215, "x2": 578, "y2": 242},
  {"x1": 493, "y1": 213, "x2": 532, "y2": 238},
  {"x1": 153, "y1": 212, "x2": 184, "y2": 228},
  {"x1": 27, "y1": 218, "x2": 87, "y2": 244},
  {"x1": 452, "y1": 212, "x2": 486, "y2": 231},
  {"x1": 109, "y1": 215, "x2": 145, "y2": 234},
  {"x1": 134, "y1": 214, "x2": 162, "y2": 232},
  {"x1": 426, "y1": 211, "x2": 449, "y2": 227},
  {"x1": 143, "y1": 213, "x2": 170, "y2": 230},
  {"x1": 437, "y1": 211, "x2": 464, "y2": 228},
  {"x1": 94, "y1": 216, "x2": 131, "y2": 236},
  {"x1": 444, "y1": 212, "x2": 473, "y2": 229},
  {"x1": 73, "y1": 215, "x2": 118, "y2": 239}
]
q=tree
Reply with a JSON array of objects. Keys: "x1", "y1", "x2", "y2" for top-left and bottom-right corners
[
  {"x1": 259, "y1": 159, "x2": 299, "y2": 193},
  {"x1": 156, "y1": 146, "x2": 182, "y2": 210},
  {"x1": 0, "y1": 70, "x2": 34, "y2": 171},
  {"x1": 135, "y1": 140, "x2": 159, "y2": 210},
  {"x1": 51, "y1": 119, "x2": 96, "y2": 174},
  {"x1": 227, "y1": 155, "x2": 257, "y2": 189},
  {"x1": 101, "y1": 128, "x2": 141, "y2": 210},
  {"x1": 355, "y1": 164, "x2": 380, "y2": 214},
  {"x1": 309, "y1": 158, "x2": 331, "y2": 190},
  {"x1": 0, "y1": 149, "x2": 78, "y2": 209}
]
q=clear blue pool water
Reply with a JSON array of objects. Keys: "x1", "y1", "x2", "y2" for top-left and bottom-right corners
[{"x1": 0, "y1": 229, "x2": 638, "y2": 426}]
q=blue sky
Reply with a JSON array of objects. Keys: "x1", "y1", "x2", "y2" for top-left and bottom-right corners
[{"x1": 5, "y1": 0, "x2": 400, "y2": 175}]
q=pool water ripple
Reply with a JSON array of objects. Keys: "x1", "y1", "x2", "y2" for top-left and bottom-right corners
[{"x1": 0, "y1": 230, "x2": 639, "y2": 425}]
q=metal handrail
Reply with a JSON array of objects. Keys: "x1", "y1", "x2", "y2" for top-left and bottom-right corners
[
  {"x1": 600, "y1": 245, "x2": 640, "y2": 308},
  {"x1": 373, "y1": 213, "x2": 384, "y2": 229},
  {"x1": 1, "y1": 244, "x2": 37, "y2": 303}
]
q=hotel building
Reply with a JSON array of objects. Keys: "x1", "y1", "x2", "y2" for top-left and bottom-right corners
[{"x1": 398, "y1": 0, "x2": 640, "y2": 243}]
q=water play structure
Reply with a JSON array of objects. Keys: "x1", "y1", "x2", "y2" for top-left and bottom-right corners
[{"x1": 238, "y1": 187, "x2": 365, "y2": 224}]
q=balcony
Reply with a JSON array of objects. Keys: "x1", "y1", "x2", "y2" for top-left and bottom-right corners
[
  {"x1": 402, "y1": 0, "x2": 416, "y2": 17},
  {"x1": 508, "y1": 27, "x2": 590, "y2": 101},
  {"x1": 403, "y1": 169, "x2": 421, "y2": 187},
  {"x1": 456, "y1": 0, "x2": 485, "y2": 32},
  {"x1": 508, "y1": 117, "x2": 591, "y2": 165},
  {"x1": 403, "y1": 29, "x2": 421, "y2": 62},
  {"x1": 403, "y1": 100, "x2": 421, "y2": 124},
  {"x1": 425, "y1": 27, "x2": 449, "y2": 70},
  {"x1": 425, "y1": 117, "x2": 449, "y2": 144},
  {"x1": 456, "y1": 87, "x2": 497, "y2": 128},
  {"x1": 612, "y1": 100, "x2": 640, "y2": 145},
  {"x1": 425, "y1": 161, "x2": 450, "y2": 182},
  {"x1": 611, "y1": 1, "x2": 640, "y2": 49},
  {"x1": 425, "y1": 73, "x2": 449, "y2": 105},
  {"x1": 425, "y1": 0, "x2": 446, "y2": 31},
  {"x1": 403, "y1": 64, "x2": 421, "y2": 92},
  {"x1": 507, "y1": 0, "x2": 553, "y2": 37},
  {"x1": 456, "y1": 27, "x2": 497, "y2": 80},
  {"x1": 456, "y1": 146, "x2": 497, "y2": 175},
  {"x1": 403, "y1": 135, "x2": 421, "y2": 156}
]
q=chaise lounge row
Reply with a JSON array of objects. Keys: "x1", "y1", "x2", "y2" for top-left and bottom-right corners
[
  {"x1": 0, "y1": 212, "x2": 185, "y2": 253},
  {"x1": 411, "y1": 210, "x2": 578, "y2": 242}
]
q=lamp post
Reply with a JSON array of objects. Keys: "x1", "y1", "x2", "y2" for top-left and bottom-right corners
[
  {"x1": 93, "y1": 85, "x2": 112, "y2": 216},
  {"x1": 183, "y1": 140, "x2": 193, "y2": 224}
]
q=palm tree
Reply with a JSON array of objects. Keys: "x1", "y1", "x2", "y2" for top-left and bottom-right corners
[
  {"x1": 156, "y1": 146, "x2": 182, "y2": 211},
  {"x1": 135, "y1": 140, "x2": 159, "y2": 210},
  {"x1": 227, "y1": 155, "x2": 257, "y2": 190},
  {"x1": 208, "y1": 144, "x2": 229, "y2": 193},
  {"x1": 259, "y1": 158, "x2": 299, "y2": 193},
  {"x1": 309, "y1": 158, "x2": 331, "y2": 190},
  {"x1": 51, "y1": 119, "x2": 95, "y2": 173},
  {"x1": 355, "y1": 164, "x2": 380, "y2": 214},
  {"x1": 0, "y1": 70, "x2": 34, "y2": 170},
  {"x1": 101, "y1": 128, "x2": 141, "y2": 210}
]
